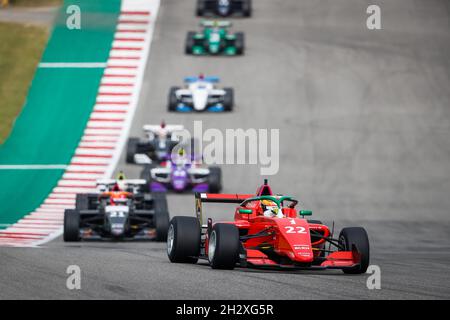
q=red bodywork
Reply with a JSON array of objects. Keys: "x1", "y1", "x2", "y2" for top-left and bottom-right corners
[{"x1": 196, "y1": 183, "x2": 361, "y2": 270}]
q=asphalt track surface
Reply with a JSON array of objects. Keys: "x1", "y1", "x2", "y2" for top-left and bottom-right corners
[{"x1": 1, "y1": 0, "x2": 450, "y2": 299}]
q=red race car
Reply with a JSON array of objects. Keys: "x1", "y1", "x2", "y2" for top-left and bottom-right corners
[{"x1": 167, "y1": 180, "x2": 370, "y2": 274}]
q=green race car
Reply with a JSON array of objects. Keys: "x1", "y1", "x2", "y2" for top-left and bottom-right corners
[{"x1": 185, "y1": 20, "x2": 244, "y2": 56}]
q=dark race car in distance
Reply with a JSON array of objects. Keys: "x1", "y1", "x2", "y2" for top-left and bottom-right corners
[
  {"x1": 126, "y1": 122, "x2": 184, "y2": 165},
  {"x1": 64, "y1": 178, "x2": 170, "y2": 242},
  {"x1": 197, "y1": 0, "x2": 252, "y2": 17}
]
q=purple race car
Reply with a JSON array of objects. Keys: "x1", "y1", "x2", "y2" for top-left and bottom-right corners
[{"x1": 140, "y1": 157, "x2": 222, "y2": 193}]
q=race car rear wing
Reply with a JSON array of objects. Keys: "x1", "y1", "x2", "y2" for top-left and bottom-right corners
[
  {"x1": 195, "y1": 192, "x2": 254, "y2": 224},
  {"x1": 96, "y1": 179, "x2": 146, "y2": 193},
  {"x1": 143, "y1": 124, "x2": 184, "y2": 133},
  {"x1": 201, "y1": 20, "x2": 232, "y2": 28}
]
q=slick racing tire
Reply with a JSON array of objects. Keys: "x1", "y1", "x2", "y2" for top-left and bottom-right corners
[
  {"x1": 196, "y1": 0, "x2": 205, "y2": 16},
  {"x1": 168, "y1": 87, "x2": 180, "y2": 112},
  {"x1": 339, "y1": 227, "x2": 370, "y2": 274},
  {"x1": 140, "y1": 164, "x2": 154, "y2": 187},
  {"x1": 235, "y1": 32, "x2": 245, "y2": 55},
  {"x1": 76, "y1": 193, "x2": 97, "y2": 210},
  {"x1": 75, "y1": 194, "x2": 89, "y2": 210},
  {"x1": 64, "y1": 209, "x2": 80, "y2": 242},
  {"x1": 153, "y1": 193, "x2": 170, "y2": 241},
  {"x1": 223, "y1": 88, "x2": 234, "y2": 111},
  {"x1": 167, "y1": 216, "x2": 201, "y2": 263},
  {"x1": 208, "y1": 166, "x2": 222, "y2": 193},
  {"x1": 242, "y1": 0, "x2": 252, "y2": 17},
  {"x1": 126, "y1": 137, "x2": 139, "y2": 163},
  {"x1": 208, "y1": 223, "x2": 240, "y2": 269},
  {"x1": 185, "y1": 32, "x2": 196, "y2": 54}
]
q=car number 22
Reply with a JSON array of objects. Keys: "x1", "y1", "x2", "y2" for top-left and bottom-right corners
[{"x1": 285, "y1": 226, "x2": 307, "y2": 234}]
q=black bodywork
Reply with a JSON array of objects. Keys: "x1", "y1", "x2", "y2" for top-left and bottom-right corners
[
  {"x1": 126, "y1": 137, "x2": 178, "y2": 164},
  {"x1": 196, "y1": 0, "x2": 252, "y2": 17},
  {"x1": 63, "y1": 192, "x2": 169, "y2": 241}
]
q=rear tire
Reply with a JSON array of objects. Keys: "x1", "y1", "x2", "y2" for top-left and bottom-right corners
[
  {"x1": 223, "y1": 88, "x2": 234, "y2": 111},
  {"x1": 126, "y1": 137, "x2": 139, "y2": 163},
  {"x1": 167, "y1": 216, "x2": 201, "y2": 263},
  {"x1": 242, "y1": 0, "x2": 252, "y2": 17},
  {"x1": 168, "y1": 87, "x2": 179, "y2": 112},
  {"x1": 339, "y1": 227, "x2": 370, "y2": 274},
  {"x1": 235, "y1": 32, "x2": 245, "y2": 55},
  {"x1": 75, "y1": 194, "x2": 89, "y2": 210},
  {"x1": 153, "y1": 193, "x2": 170, "y2": 241},
  {"x1": 208, "y1": 166, "x2": 222, "y2": 193},
  {"x1": 63, "y1": 209, "x2": 80, "y2": 242},
  {"x1": 140, "y1": 165, "x2": 154, "y2": 190},
  {"x1": 185, "y1": 31, "x2": 196, "y2": 54},
  {"x1": 196, "y1": 0, "x2": 205, "y2": 16},
  {"x1": 208, "y1": 223, "x2": 239, "y2": 269}
]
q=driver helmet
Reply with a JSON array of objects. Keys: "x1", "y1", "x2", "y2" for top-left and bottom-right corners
[
  {"x1": 261, "y1": 199, "x2": 278, "y2": 213},
  {"x1": 174, "y1": 148, "x2": 189, "y2": 165},
  {"x1": 115, "y1": 171, "x2": 127, "y2": 190}
]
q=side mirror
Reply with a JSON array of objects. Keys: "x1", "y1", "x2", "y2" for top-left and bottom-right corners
[
  {"x1": 299, "y1": 210, "x2": 312, "y2": 216},
  {"x1": 239, "y1": 208, "x2": 253, "y2": 214}
]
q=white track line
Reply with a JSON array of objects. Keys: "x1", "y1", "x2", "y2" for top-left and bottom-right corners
[
  {"x1": 0, "y1": 165, "x2": 67, "y2": 170},
  {"x1": 39, "y1": 62, "x2": 107, "y2": 68}
]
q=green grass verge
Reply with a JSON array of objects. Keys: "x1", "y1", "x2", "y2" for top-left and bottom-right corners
[
  {"x1": 9, "y1": 0, "x2": 62, "y2": 6},
  {"x1": 0, "y1": 22, "x2": 48, "y2": 144}
]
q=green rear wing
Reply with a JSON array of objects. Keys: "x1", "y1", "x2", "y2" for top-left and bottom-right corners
[{"x1": 201, "y1": 20, "x2": 232, "y2": 28}]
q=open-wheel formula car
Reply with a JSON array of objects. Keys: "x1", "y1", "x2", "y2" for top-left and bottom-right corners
[
  {"x1": 126, "y1": 122, "x2": 184, "y2": 164},
  {"x1": 140, "y1": 150, "x2": 222, "y2": 193},
  {"x1": 64, "y1": 178, "x2": 170, "y2": 242},
  {"x1": 168, "y1": 75, "x2": 233, "y2": 112},
  {"x1": 167, "y1": 180, "x2": 370, "y2": 273},
  {"x1": 196, "y1": 0, "x2": 252, "y2": 17},
  {"x1": 185, "y1": 20, "x2": 244, "y2": 56}
]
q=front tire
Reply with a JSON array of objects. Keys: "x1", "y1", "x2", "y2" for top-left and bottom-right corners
[
  {"x1": 185, "y1": 31, "x2": 196, "y2": 54},
  {"x1": 64, "y1": 209, "x2": 80, "y2": 242},
  {"x1": 167, "y1": 216, "x2": 201, "y2": 263},
  {"x1": 235, "y1": 32, "x2": 245, "y2": 55},
  {"x1": 208, "y1": 223, "x2": 239, "y2": 269},
  {"x1": 208, "y1": 166, "x2": 222, "y2": 193},
  {"x1": 339, "y1": 227, "x2": 370, "y2": 274},
  {"x1": 168, "y1": 87, "x2": 179, "y2": 112},
  {"x1": 223, "y1": 88, "x2": 234, "y2": 111}
]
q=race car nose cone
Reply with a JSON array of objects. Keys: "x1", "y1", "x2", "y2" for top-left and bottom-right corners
[
  {"x1": 111, "y1": 223, "x2": 124, "y2": 236},
  {"x1": 173, "y1": 180, "x2": 186, "y2": 190}
]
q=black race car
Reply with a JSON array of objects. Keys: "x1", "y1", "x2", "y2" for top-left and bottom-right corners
[
  {"x1": 196, "y1": 0, "x2": 252, "y2": 17},
  {"x1": 126, "y1": 123, "x2": 184, "y2": 164},
  {"x1": 63, "y1": 179, "x2": 170, "y2": 242}
]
